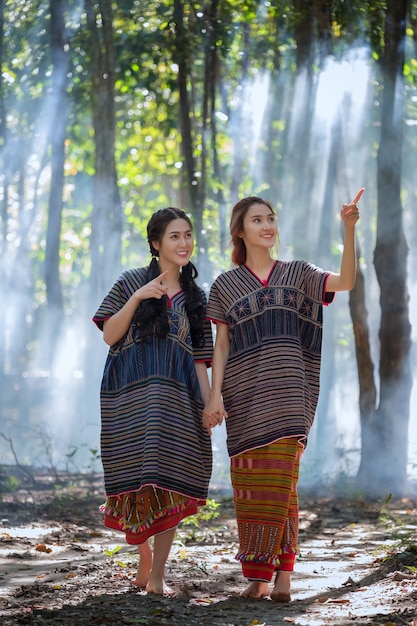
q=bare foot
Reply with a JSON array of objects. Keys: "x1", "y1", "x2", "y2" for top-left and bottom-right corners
[
  {"x1": 131, "y1": 541, "x2": 153, "y2": 588},
  {"x1": 241, "y1": 581, "x2": 269, "y2": 599},
  {"x1": 131, "y1": 565, "x2": 151, "y2": 589},
  {"x1": 270, "y1": 571, "x2": 291, "y2": 603},
  {"x1": 146, "y1": 576, "x2": 173, "y2": 596}
]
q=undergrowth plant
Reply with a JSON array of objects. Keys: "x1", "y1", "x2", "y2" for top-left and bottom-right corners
[
  {"x1": 181, "y1": 499, "x2": 221, "y2": 528},
  {"x1": 179, "y1": 499, "x2": 221, "y2": 542},
  {"x1": 377, "y1": 493, "x2": 417, "y2": 571}
]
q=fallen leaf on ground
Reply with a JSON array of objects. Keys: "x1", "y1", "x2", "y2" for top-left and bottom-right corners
[
  {"x1": 192, "y1": 598, "x2": 212, "y2": 605},
  {"x1": 35, "y1": 544, "x2": 52, "y2": 553},
  {"x1": 326, "y1": 598, "x2": 350, "y2": 604},
  {"x1": 316, "y1": 596, "x2": 329, "y2": 603}
]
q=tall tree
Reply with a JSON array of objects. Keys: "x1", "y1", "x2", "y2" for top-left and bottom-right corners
[
  {"x1": 86, "y1": 0, "x2": 122, "y2": 297},
  {"x1": 287, "y1": 0, "x2": 316, "y2": 259},
  {"x1": 200, "y1": 0, "x2": 224, "y2": 271},
  {"x1": 0, "y1": 0, "x2": 6, "y2": 384},
  {"x1": 357, "y1": 0, "x2": 412, "y2": 495},
  {"x1": 44, "y1": 0, "x2": 69, "y2": 364},
  {"x1": 172, "y1": 1, "x2": 202, "y2": 236}
]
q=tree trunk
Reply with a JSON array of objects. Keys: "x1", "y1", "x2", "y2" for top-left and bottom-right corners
[
  {"x1": 286, "y1": 0, "x2": 315, "y2": 259},
  {"x1": 350, "y1": 240, "x2": 379, "y2": 489},
  {"x1": 0, "y1": 0, "x2": 6, "y2": 383},
  {"x1": 87, "y1": 0, "x2": 122, "y2": 297},
  {"x1": 172, "y1": 0, "x2": 200, "y2": 224},
  {"x1": 369, "y1": 0, "x2": 412, "y2": 495},
  {"x1": 198, "y1": 0, "x2": 219, "y2": 281},
  {"x1": 313, "y1": 113, "x2": 343, "y2": 457},
  {"x1": 44, "y1": 0, "x2": 68, "y2": 364},
  {"x1": 313, "y1": 0, "x2": 333, "y2": 59}
]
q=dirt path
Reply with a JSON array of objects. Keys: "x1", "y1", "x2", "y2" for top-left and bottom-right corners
[{"x1": 0, "y1": 481, "x2": 416, "y2": 625}]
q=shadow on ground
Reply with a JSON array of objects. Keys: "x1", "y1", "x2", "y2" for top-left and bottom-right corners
[{"x1": 0, "y1": 469, "x2": 416, "y2": 625}]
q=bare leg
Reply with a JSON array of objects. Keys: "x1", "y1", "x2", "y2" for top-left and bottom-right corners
[
  {"x1": 270, "y1": 570, "x2": 291, "y2": 602},
  {"x1": 241, "y1": 580, "x2": 269, "y2": 599},
  {"x1": 132, "y1": 540, "x2": 153, "y2": 588},
  {"x1": 146, "y1": 527, "x2": 177, "y2": 595}
]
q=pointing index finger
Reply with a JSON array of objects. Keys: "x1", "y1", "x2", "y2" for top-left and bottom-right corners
[{"x1": 352, "y1": 187, "x2": 365, "y2": 204}]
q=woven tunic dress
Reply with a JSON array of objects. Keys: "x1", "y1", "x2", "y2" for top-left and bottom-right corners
[
  {"x1": 206, "y1": 260, "x2": 334, "y2": 458},
  {"x1": 93, "y1": 267, "x2": 213, "y2": 544},
  {"x1": 206, "y1": 260, "x2": 334, "y2": 579}
]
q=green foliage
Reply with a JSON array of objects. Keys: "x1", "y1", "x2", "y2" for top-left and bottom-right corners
[
  {"x1": 0, "y1": 469, "x2": 20, "y2": 500},
  {"x1": 181, "y1": 499, "x2": 221, "y2": 528},
  {"x1": 377, "y1": 494, "x2": 417, "y2": 565},
  {"x1": 103, "y1": 544, "x2": 129, "y2": 568},
  {"x1": 104, "y1": 544, "x2": 123, "y2": 557},
  {"x1": 4, "y1": 0, "x2": 412, "y2": 298},
  {"x1": 2, "y1": 0, "x2": 415, "y2": 289}
]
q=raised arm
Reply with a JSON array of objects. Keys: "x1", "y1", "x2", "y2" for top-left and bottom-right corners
[
  {"x1": 326, "y1": 188, "x2": 364, "y2": 293},
  {"x1": 103, "y1": 271, "x2": 168, "y2": 346}
]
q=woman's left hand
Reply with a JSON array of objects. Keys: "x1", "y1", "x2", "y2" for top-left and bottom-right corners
[{"x1": 341, "y1": 187, "x2": 364, "y2": 226}]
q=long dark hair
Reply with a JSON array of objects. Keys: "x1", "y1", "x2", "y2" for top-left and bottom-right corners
[
  {"x1": 230, "y1": 196, "x2": 276, "y2": 265},
  {"x1": 134, "y1": 207, "x2": 206, "y2": 347}
]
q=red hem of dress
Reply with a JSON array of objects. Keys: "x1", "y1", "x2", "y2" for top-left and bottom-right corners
[
  {"x1": 240, "y1": 552, "x2": 296, "y2": 580},
  {"x1": 241, "y1": 561, "x2": 276, "y2": 582},
  {"x1": 103, "y1": 501, "x2": 200, "y2": 545}
]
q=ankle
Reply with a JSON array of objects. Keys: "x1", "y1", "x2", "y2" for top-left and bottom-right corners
[{"x1": 274, "y1": 571, "x2": 291, "y2": 590}]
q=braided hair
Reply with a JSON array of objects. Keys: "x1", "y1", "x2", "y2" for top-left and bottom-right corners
[{"x1": 134, "y1": 208, "x2": 206, "y2": 348}]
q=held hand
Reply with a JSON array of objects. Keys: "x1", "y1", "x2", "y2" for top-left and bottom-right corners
[
  {"x1": 202, "y1": 399, "x2": 228, "y2": 436},
  {"x1": 202, "y1": 410, "x2": 216, "y2": 436},
  {"x1": 134, "y1": 271, "x2": 169, "y2": 301},
  {"x1": 341, "y1": 187, "x2": 364, "y2": 227}
]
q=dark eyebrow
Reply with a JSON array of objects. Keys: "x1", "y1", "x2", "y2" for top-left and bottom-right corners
[{"x1": 166, "y1": 228, "x2": 193, "y2": 234}]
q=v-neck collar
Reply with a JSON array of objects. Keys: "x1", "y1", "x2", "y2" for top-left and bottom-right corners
[
  {"x1": 166, "y1": 290, "x2": 183, "y2": 307},
  {"x1": 243, "y1": 261, "x2": 277, "y2": 287}
]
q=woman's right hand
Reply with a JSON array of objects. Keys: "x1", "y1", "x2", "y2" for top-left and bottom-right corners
[
  {"x1": 134, "y1": 271, "x2": 169, "y2": 302},
  {"x1": 103, "y1": 271, "x2": 169, "y2": 345}
]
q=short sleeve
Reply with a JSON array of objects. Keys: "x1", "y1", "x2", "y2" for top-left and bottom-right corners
[
  {"x1": 323, "y1": 274, "x2": 335, "y2": 305},
  {"x1": 206, "y1": 280, "x2": 227, "y2": 324},
  {"x1": 303, "y1": 263, "x2": 335, "y2": 306},
  {"x1": 92, "y1": 278, "x2": 125, "y2": 330},
  {"x1": 92, "y1": 269, "x2": 144, "y2": 331}
]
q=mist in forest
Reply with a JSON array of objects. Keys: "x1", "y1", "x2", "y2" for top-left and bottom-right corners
[{"x1": 1, "y1": 44, "x2": 416, "y2": 494}]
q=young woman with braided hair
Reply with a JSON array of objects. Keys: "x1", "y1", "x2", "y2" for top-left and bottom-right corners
[{"x1": 93, "y1": 208, "x2": 213, "y2": 596}]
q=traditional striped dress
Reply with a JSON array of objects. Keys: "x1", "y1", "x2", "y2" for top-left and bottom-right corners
[
  {"x1": 93, "y1": 267, "x2": 213, "y2": 544},
  {"x1": 206, "y1": 260, "x2": 334, "y2": 581}
]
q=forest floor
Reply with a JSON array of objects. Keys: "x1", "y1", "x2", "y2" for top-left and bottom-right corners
[{"x1": 0, "y1": 470, "x2": 417, "y2": 626}]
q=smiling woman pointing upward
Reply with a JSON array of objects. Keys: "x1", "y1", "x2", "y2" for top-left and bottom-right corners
[{"x1": 203, "y1": 189, "x2": 364, "y2": 602}]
